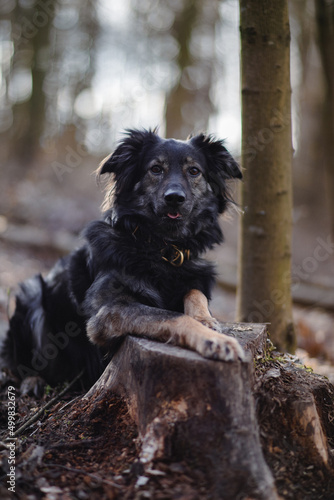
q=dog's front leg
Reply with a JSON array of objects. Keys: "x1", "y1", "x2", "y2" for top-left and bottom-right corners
[
  {"x1": 87, "y1": 300, "x2": 244, "y2": 362},
  {"x1": 184, "y1": 289, "x2": 223, "y2": 332}
]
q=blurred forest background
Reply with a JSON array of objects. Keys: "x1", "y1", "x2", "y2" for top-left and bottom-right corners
[{"x1": 0, "y1": 0, "x2": 333, "y2": 373}]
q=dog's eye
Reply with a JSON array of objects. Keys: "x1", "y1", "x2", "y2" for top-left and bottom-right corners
[
  {"x1": 188, "y1": 166, "x2": 201, "y2": 177},
  {"x1": 150, "y1": 165, "x2": 163, "y2": 175}
]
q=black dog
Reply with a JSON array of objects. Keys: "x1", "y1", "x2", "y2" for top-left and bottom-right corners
[{"x1": 1, "y1": 129, "x2": 244, "y2": 390}]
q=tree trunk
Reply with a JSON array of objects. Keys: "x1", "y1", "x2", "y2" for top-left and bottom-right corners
[
  {"x1": 315, "y1": 0, "x2": 334, "y2": 240},
  {"x1": 289, "y1": 1, "x2": 325, "y2": 201},
  {"x1": 11, "y1": 0, "x2": 55, "y2": 166},
  {"x1": 165, "y1": 0, "x2": 218, "y2": 138},
  {"x1": 237, "y1": 0, "x2": 295, "y2": 352}
]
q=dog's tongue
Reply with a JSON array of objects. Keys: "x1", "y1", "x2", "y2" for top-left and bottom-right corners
[{"x1": 167, "y1": 212, "x2": 181, "y2": 219}]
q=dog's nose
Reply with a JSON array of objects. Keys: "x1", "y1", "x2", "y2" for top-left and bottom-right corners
[{"x1": 164, "y1": 186, "x2": 186, "y2": 205}]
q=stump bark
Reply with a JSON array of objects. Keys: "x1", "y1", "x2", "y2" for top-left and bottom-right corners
[{"x1": 83, "y1": 324, "x2": 334, "y2": 500}]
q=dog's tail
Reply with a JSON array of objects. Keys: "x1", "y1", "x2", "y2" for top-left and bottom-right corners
[
  {"x1": 1, "y1": 275, "x2": 47, "y2": 378},
  {"x1": 1, "y1": 262, "x2": 106, "y2": 391}
]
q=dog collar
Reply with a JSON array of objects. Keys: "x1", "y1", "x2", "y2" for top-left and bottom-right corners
[
  {"x1": 131, "y1": 225, "x2": 190, "y2": 267},
  {"x1": 161, "y1": 244, "x2": 190, "y2": 267}
]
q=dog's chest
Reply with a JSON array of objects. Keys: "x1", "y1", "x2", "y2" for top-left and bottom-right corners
[{"x1": 140, "y1": 261, "x2": 214, "y2": 312}]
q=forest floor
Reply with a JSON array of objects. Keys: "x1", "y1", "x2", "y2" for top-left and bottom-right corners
[{"x1": 0, "y1": 162, "x2": 334, "y2": 498}]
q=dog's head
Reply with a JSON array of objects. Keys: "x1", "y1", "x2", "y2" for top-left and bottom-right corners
[{"x1": 99, "y1": 129, "x2": 242, "y2": 241}]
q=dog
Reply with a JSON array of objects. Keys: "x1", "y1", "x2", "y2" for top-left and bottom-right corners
[{"x1": 1, "y1": 129, "x2": 244, "y2": 391}]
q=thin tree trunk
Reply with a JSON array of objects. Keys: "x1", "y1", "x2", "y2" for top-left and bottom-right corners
[
  {"x1": 237, "y1": 0, "x2": 295, "y2": 351},
  {"x1": 315, "y1": 0, "x2": 334, "y2": 240},
  {"x1": 290, "y1": 0, "x2": 325, "y2": 201},
  {"x1": 12, "y1": 0, "x2": 55, "y2": 166},
  {"x1": 165, "y1": 0, "x2": 217, "y2": 138}
]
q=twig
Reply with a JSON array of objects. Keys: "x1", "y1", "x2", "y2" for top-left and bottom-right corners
[
  {"x1": 43, "y1": 463, "x2": 123, "y2": 489},
  {"x1": 10, "y1": 370, "x2": 84, "y2": 438},
  {"x1": 48, "y1": 437, "x2": 103, "y2": 450},
  {"x1": 58, "y1": 394, "x2": 81, "y2": 412}
]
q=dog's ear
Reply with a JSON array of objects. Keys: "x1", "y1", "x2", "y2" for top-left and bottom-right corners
[
  {"x1": 190, "y1": 133, "x2": 242, "y2": 180},
  {"x1": 98, "y1": 129, "x2": 159, "y2": 191},
  {"x1": 99, "y1": 152, "x2": 113, "y2": 176},
  {"x1": 190, "y1": 133, "x2": 242, "y2": 213}
]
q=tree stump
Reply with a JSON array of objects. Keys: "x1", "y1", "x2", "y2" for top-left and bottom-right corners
[
  {"x1": 82, "y1": 323, "x2": 334, "y2": 499},
  {"x1": 84, "y1": 324, "x2": 278, "y2": 499}
]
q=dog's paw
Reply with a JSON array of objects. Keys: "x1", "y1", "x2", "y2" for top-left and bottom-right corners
[
  {"x1": 20, "y1": 376, "x2": 46, "y2": 398},
  {"x1": 198, "y1": 334, "x2": 245, "y2": 362}
]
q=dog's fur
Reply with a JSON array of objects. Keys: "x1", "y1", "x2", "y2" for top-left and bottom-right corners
[{"x1": 1, "y1": 129, "x2": 244, "y2": 390}]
